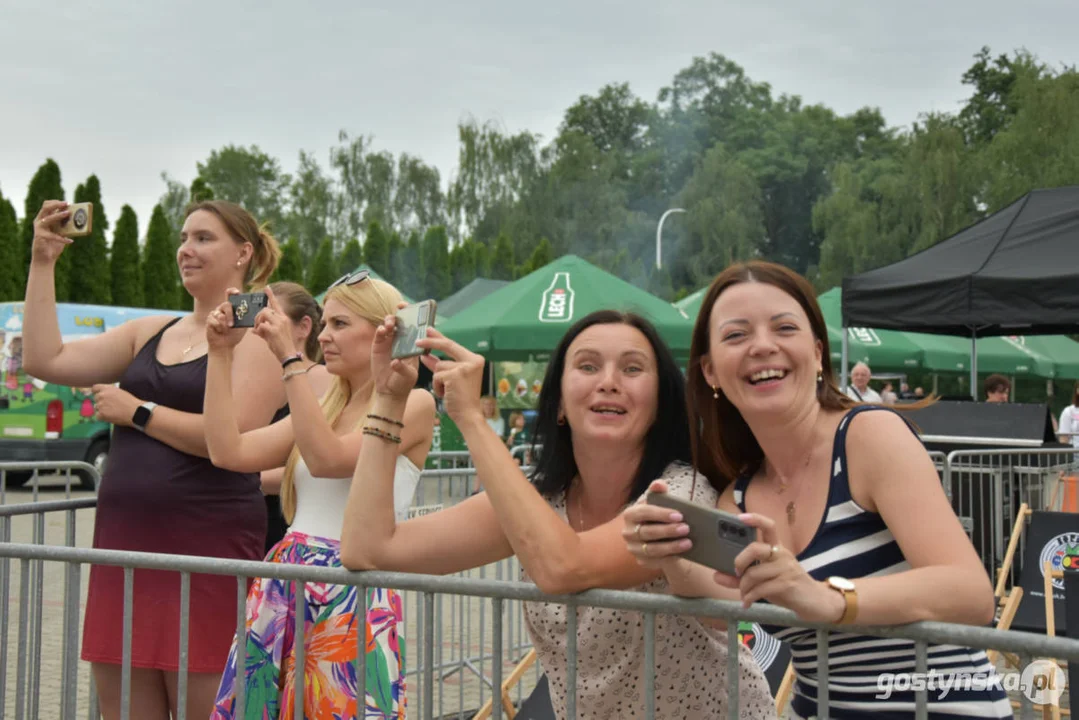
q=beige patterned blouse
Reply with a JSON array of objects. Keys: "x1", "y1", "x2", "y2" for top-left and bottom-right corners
[{"x1": 520, "y1": 462, "x2": 777, "y2": 719}]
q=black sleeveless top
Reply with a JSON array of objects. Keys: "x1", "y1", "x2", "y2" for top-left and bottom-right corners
[{"x1": 94, "y1": 317, "x2": 267, "y2": 559}]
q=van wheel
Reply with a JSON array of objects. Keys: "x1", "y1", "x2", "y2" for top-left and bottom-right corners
[
  {"x1": 79, "y1": 439, "x2": 108, "y2": 491},
  {"x1": 2, "y1": 471, "x2": 32, "y2": 488}
]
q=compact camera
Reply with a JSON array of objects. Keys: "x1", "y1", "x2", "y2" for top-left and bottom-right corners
[{"x1": 58, "y1": 202, "x2": 93, "y2": 238}]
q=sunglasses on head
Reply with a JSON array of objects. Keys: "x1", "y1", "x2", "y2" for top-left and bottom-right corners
[{"x1": 328, "y1": 269, "x2": 370, "y2": 290}]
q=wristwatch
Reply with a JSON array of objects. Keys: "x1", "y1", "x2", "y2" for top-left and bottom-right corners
[
  {"x1": 132, "y1": 402, "x2": 158, "y2": 432},
  {"x1": 826, "y1": 576, "x2": 858, "y2": 624}
]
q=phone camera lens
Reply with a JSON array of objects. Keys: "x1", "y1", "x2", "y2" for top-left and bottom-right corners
[
  {"x1": 73, "y1": 208, "x2": 87, "y2": 230},
  {"x1": 719, "y1": 521, "x2": 728, "y2": 533}
]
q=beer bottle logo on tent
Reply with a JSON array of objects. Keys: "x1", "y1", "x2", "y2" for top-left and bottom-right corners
[
  {"x1": 848, "y1": 327, "x2": 881, "y2": 346},
  {"x1": 539, "y1": 272, "x2": 574, "y2": 323}
]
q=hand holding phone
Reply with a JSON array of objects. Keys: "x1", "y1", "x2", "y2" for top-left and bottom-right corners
[
  {"x1": 645, "y1": 492, "x2": 755, "y2": 576},
  {"x1": 58, "y1": 202, "x2": 93, "y2": 238},
  {"x1": 392, "y1": 300, "x2": 437, "y2": 359},
  {"x1": 228, "y1": 292, "x2": 268, "y2": 328}
]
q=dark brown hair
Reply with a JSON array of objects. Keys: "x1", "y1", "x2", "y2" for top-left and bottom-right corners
[
  {"x1": 269, "y1": 281, "x2": 323, "y2": 362},
  {"x1": 687, "y1": 261, "x2": 857, "y2": 492},
  {"x1": 184, "y1": 200, "x2": 281, "y2": 288},
  {"x1": 984, "y1": 373, "x2": 1010, "y2": 397}
]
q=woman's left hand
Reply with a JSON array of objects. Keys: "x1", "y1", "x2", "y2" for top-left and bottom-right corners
[
  {"x1": 252, "y1": 286, "x2": 298, "y2": 361},
  {"x1": 371, "y1": 312, "x2": 419, "y2": 398},
  {"x1": 90, "y1": 384, "x2": 141, "y2": 427},
  {"x1": 715, "y1": 512, "x2": 844, "y2": 623}
]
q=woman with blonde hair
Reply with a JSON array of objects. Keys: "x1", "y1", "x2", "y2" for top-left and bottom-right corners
[
  {"x1": 23, "y1": 199, "x2": 285, "y2": 719},
  {"x1": 203, "y1": 270, "x2": 435, "y2": 719}
]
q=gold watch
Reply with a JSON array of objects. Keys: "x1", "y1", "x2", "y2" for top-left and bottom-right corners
[{"x1": 826, "y1": 576, "x2": 858, "y2": 624}]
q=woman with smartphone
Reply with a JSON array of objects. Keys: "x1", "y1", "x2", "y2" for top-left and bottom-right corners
[
  {"x1": 202, "y1": 271, "x2": 435, "y2": 720},
  {"x1": 622, "y1": 261, "x2": 1012, "y2": 719},
  {"x1": 22, "y1": 200, "x2": 286, "y2": 720},
  {"x1": 341, "y1": 310, "x2": 775, "y2": 719},
  {"x1": 259, "y1": 281, "x2": 332, "y2": 554}
]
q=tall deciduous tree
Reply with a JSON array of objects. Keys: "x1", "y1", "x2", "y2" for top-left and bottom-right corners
[
  {"x1": 306, "y1": 238, "x2": 337, "y2": 296},
  {"x1": 69, "y1": 176, "x2": 111, "y2": 305},
  {"x1": 110, "y1": 205, "x2": 142, "y2": 307},
  {"x1": 22, "y1": 159, "x2": 65, "y2": 298},
  {"x1": 196, "y1": 145, "x2": 290, "y2": 232},
  {"x1": 143, "y1": 205, "x2": 179, "y2": 309}
]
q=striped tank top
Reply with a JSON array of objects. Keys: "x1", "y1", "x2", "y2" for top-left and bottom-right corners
[{"x1": 734, "y1": 405, "x2": 1014, "y2": 719}]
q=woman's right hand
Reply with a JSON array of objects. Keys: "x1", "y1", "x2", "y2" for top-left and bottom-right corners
[
  {"x1": 206, "y1": 294, "x2": 247, "y2": 352},
  {"x1": 621, "y1": 480, "x2": 691, "y2": 569},
  {"x1": 372, "y1": 314, "x2": 418, "y2": 398},
  {"x1": 30, "y1": 200, "x2": 73, "y2": 265}
]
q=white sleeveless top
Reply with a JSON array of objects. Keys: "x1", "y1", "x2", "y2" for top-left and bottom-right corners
[{"x1": 289, "y1": 454, "x2": 423, "y2": 541}]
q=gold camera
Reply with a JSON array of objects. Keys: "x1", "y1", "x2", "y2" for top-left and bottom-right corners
[{"x1": 58, "y1": 202, "x2": 93, "y2": 238}]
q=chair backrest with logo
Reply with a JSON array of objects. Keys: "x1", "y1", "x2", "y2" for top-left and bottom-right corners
[{"x1": 1011, "y1": 511, "x2": 1079, "y2": 635}]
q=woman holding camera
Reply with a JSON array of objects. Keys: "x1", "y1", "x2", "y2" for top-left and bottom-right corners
[
  {"x1": 622, "y1": 261, "x2": 1012, "y2": 718},
  {"x1": 259, "y1": 281, "x2": 332, "y2": 554},
  {"x1": 203, "y1": 271, "x2": 435, "y2": 720},
  {"x1": 23, "y1": 200, "x2": 285, "y2": 720},
  {"x1": 341, "y1": 311, "x2": 774, "y2": 719}
]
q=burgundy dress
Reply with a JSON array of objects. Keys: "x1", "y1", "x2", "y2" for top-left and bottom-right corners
[{"x1": 81, "y1": 318, "x2": 267, "y2": 673}]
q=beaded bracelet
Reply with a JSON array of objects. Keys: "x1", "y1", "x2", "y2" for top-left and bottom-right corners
[
  {"x1": 362, "y1": 426, "x2": 401, "y2": 444},
  {"x1": 367, "y1": 413, "x2": 404, "y2": 428}
]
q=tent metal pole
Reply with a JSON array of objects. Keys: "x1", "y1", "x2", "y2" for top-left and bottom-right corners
[
  {"x1": 841, "y1": 327, "x2": 849, "y2": 390},
  {"x1": 970, "y1": 330, "x2": 978, "y2": 401}
]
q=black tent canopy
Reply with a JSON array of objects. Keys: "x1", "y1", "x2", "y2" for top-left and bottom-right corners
[
  {"x1": 842, "y1": 186, "x2": 1079, "y2": 337},
  {"x1": 840, "y1": 186, "x2": 1079, "y2": 395}
]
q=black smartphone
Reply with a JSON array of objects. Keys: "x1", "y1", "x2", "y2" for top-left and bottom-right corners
[
  {"x1": 645, "y1": 492, "x2": 755, "y2": 575},
  {"x1": 392, "y1": 300, "x2": 437, "y2": 359},
  {"x1": 228, "y1": 292, "x2": 268, "y2": 328}
]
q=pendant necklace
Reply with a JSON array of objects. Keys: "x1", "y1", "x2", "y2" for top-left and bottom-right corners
[
  {"x1": 182, "y1": 322, "x2": 206, "y2": 357},
  {"x1": 773, "y1": 443, "x2": 814, "y2": 525}
]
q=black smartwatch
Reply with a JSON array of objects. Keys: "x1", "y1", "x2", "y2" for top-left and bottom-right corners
[{"x1": 132, "y1": 402, "x2": 158, "y2": 432}]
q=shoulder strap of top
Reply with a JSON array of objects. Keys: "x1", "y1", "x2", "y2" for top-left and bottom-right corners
[{"x1": 133, "y1": 316, "x2": 184, "y2": 359}]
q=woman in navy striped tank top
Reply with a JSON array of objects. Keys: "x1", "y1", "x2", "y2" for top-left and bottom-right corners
[{"x1": 624, "y1": 261, "x2": 1013, "y2": 718}]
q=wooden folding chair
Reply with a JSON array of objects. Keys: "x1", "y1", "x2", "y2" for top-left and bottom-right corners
[
  {"x1": 986, "y1": 503, "x2": 1029, "y2": 668},
  {"x1": 774, "y1": 661, "x2": 795, "y2": 716},
  {"x1": 473, "y1": 648, "x2": 538, "y2": 720}
]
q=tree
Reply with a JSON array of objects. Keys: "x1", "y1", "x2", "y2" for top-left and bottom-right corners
[
  {"x1": 958, "y1": 47, "x2": 1046, "y2": 147},
  {"x1": 196, "y1": 144, "x2": 290, "y2": 231},
  {"x1": 143, "y1": 205, "x2": 179, "y2": 309},
  {"x1": 110, "y1": 205, "x2": 142, "y2": 307},
  {"x1": 288, "y1": 149, "x2": 336, "y2": 261},
  {"x1": 420, "y1": 226, "x2": 451, "y2": 299},
  {"x1": 336, "y1": 238, "x2": 362, "y2": 278},
  {"x1": 517, "y1": 237, "x2": 553, "y2": 278},
  {"x1": 489, "y1": 232, "x2": 515, "y2": 280},
  {"x1": 306, "y1": 238, "x2": 337, "y2": 297},
  {"x1": 68, "y1": 176, "x2": 111, "y2": 305},
  {"x1": 271, "y1": 238, "x2": 305, "y2": 285},
  {"x1": 190, "y1": 176, "x2": 215, "y2": 203},
  {"x1": 394, "y1": 154, "x2": 445, "y2": 236},
  {"x1": 363, "y1": 221, "x2": 390, "y2": 277},
  {"x1": 0, "y1": 191, "x2": 19, "y2": 301},
  {"x1": 158, "y1": 172, "x2": 190, "y2": 241},
  {"x1": 22, "y1": 159, "x2": 65, "y2": 298}
]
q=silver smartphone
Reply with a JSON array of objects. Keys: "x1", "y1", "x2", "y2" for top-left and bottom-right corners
[
  {"x1": 646, "y1": 492, "x2": 755, "y2": 575},
  {"x1": 392, "y1": 300, "x2": 437, "y2": 359}
]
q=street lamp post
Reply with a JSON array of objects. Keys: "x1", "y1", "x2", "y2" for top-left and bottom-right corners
[{"x1": 656, "y1": 208, "x2": 686, "y2": 270}]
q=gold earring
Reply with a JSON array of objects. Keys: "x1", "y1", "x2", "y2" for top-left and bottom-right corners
[{"x1": 712, "y1": 385, "x2": 719, "y2": 400}]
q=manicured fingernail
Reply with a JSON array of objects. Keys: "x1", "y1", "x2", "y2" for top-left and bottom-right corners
[
  {"x1": 678, "y1": 539, "x2": 692, "y2": 550},
  {"x1": 738, "y1": 513, "x2": 752, "y2": 521},
  {"x1": 676, "y1": 524, "x2": 689, "y2": 535},
  {"x1": 668, "y1": 512, "x2": 682, "y2": 522}
]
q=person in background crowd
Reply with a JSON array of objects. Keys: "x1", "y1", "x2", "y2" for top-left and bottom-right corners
[
  {"x1": 341, "y1": 310, "x2": 775, "y2": 719},
  {"x1": 844, "y1": 361, "x2": 882, "y2": 403},
  {"x1": 1058, "y1": 383, "x2": 1079, "y2": 449},
  {"x1": 204, "y1": 273, "x2": 434, "y2": 719},
  {"x1": 984, "y1": 374, "x2": 1010, "y2": 402},
  {"x1": 23, "y1": 199, "x2": 285, "y2": 720},
  {"x1": 260, "y1": 281, "x2": 333, "y2": 554},
  {"x1": 880, "y1": 381, "x2": 898, "y2": 404},
  {"x1": 481, "y1": 394, "x2": 506, "y2": 438},
  {"x1": 624, "y1": 260, "x2": 1011, "y2": 719}
]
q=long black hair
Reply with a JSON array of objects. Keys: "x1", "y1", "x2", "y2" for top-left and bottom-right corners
[{"x1": 529, "y1": 310, "x2": 692, "y2": 504}]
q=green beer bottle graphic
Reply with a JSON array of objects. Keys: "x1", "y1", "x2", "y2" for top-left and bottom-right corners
[{"x1": 539, "y1": 272, "x2": 574, "y2": 323}]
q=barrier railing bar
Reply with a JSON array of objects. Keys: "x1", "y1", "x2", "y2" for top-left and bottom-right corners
[
  {"x1": 644, "y1": 610, "x2": 656, "y2": 719},
  {"x1": 177, "y1": 572, "x2": 190, "y2": 720},
  {"x1": 120, "y1": 567, "x2": 133, "y2": 720},
  {"x1": 16, "y1": 558, "x2": 29, "y2": 720},
  {"x1": 915, "y1": 639, "x2": 928, "y2": 720},
  {"x1": 816, "y1": 628, "x2": 829, "y2": 719},
  {"x1": 235, "y1": 576, "x2": 246, "y2": 719},
  {"x1": 424, "y1": 592, "x2": 435, "y2": 720},
  {"x1": 566, "y1": 601, "x2": 577, "y2": 720},
  {"x1": 726, "y1": 618, "x2": 738, "y2": 720},
  {"x1": 293, "y1": 581, "x2": 305, "y2": 720},
  {"x1": 492, "y1": 596, "x2": 503, "y2": 720}
]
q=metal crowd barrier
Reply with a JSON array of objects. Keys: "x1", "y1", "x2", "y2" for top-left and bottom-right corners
[
  {"x1": 941, "y1": 448, "x2": 1079, "y2": 585},
  {"x1": 0, "y1": 461, "x2": 101, "y2": 506},
  {"x1": 0, "y1": 538, "x2": 1076, "y2": 720}
]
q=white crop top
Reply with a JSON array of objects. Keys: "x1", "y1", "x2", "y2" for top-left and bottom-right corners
[{"x1": 288, "y1": 454, "x2": 423, "y2": 541}]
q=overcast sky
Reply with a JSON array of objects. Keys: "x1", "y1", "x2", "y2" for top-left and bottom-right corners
[{"x1": 2, "y1": 0, "x2": 1077, "y2": 240}]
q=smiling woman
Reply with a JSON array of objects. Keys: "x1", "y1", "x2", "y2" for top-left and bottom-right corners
[{"x1": 340, "y1": 310, "x2": 776, "y2": 719}]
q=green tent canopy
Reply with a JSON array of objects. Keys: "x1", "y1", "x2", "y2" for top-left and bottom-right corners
[
  {"x1": 435, "y1": 278, "x2": 510, "y2": 325},
  {"x1": 817, "y1": 289, "x2": 926, "y2": 371},
  {"x1": 438, "y1": 255, "x2": 693, "y2": 361},
  {"x1": 313, "y1": 264, "x2": 415, "y2": 304},
  {"x1": 674, "y1": 287, "x2": 708, "y2": 323}
]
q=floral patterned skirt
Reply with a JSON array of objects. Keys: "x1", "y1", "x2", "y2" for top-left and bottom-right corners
[{"x1": 211, "y1": 531, "x2": 406, "y2": 719}]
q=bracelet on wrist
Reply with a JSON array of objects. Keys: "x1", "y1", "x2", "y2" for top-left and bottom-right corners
[
  {"x1": 281, "y1": 353, "x2": 303, "y2": 369},
  {"x1": 367, "y1": 412, "x2": 405, "y2": 428},
  {"x1": 362, "y1": 426, "x2": 402, "y2": 444},
  {"x1": 282, "y1": 367, "x2": 307, "y2": 382}
]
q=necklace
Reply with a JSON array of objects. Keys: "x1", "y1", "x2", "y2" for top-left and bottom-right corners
[
  {"x1": 181, "y1": 322, "x2": 206, "y2": 356},
  {"x1": 772, "y1": 443, "x2": 815, "y2": 525}
]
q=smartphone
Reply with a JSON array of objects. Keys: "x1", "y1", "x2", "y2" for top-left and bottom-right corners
[
  {"x1": 392, "y1": 300, "x2": 437, "y2": 359},
  {"x1": 646, "y1": 492, "x2": 755, "y2": 575},
  {"x1": 228, "y1": 292, "x2": 268, "y2": 328},
  {"x1": 58, "y1": 202, "x2": 93, "y2": 238}
]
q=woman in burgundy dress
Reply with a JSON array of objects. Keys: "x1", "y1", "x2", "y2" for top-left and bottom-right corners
[{"x1": 22, "y1": 199, "x2": 287, "y2": 720}]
